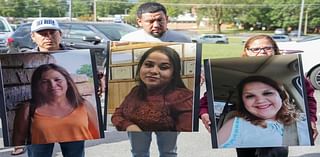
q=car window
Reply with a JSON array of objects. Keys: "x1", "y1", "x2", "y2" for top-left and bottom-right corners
[
  {"x1": 93, "y1": 24, "x2": 137, "y2": 41},
  {"x1": 0, "y1": 20, "x2": 11, "y2": 32},
  {"x1": 12, "y1": 24, "x2": 30, "y2": 37},
  {"x1": 68, "y1": 24, "x2": 97, "y2": 39},
  {"x1": 202, "y1": 35, "x2": 209, "y2": 39},
  {"x1": 59, "y1": 23, "x2": 71, "y2": 37}
]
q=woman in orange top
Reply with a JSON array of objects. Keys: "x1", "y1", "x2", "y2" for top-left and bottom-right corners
[{"x1": 13, "y1": 63, "x2": 100, "y2": 157}]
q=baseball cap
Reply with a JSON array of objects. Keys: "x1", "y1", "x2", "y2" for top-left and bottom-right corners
[{"x1": 31, "y1": 18, "x2": 61, "y2": 32}]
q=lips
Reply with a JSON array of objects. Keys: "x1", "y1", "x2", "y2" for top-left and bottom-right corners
[
  {"x1": 48, "y1": 88, "x2": 62, "y2": 93},
  {"x1": 255, "y1": 104, "x2": 272, "y2": 109},
  {"x1": 145, "y1": 76, "x2": 160, "y2": 81},
  {"x1": 151, "y1": 29, "x2": 161, "y2": 33}
]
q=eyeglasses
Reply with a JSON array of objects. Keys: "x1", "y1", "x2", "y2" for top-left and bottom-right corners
[{"x1": 247, "y1": 46, "x2": 274, "y2": 53}]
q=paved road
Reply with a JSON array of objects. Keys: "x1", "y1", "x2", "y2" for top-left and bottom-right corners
[{"x1": 1, "y1": 86, "x2": 320, "y2": 157}]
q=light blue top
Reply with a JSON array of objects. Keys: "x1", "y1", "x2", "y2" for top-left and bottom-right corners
[{"x1": 220, "y1": 116, "x2": 310, "y2": 148}]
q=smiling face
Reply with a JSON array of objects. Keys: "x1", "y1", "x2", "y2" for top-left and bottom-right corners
[
  {"x1": 137, "y1": 11, "x2": 168, "y2": 38},
  {"x1": 139, "y1": 51, "x2": 174, "y2": 90},
  {"x1": 242, "y1": 81, "x2": 282, "y2": 120},
  {"x1": 38, "y1": 69, "x2": 68, "y2": 98}
]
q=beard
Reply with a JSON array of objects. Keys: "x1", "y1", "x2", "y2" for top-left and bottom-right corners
[{"x1": 150, "y1": 31, "x2": 165, "y2": 38}]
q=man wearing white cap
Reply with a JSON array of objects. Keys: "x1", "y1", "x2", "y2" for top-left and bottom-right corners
[
  {"x1": 30, "y1": 18, "x2": 67, "y2": 51},
  {"x1": 15, "y1": 18, "x2": 84, "y2": 157}
]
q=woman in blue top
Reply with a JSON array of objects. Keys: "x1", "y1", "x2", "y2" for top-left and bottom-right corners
[{"x1": 218, "y1": 76, "x2": 310, "y2": 148}]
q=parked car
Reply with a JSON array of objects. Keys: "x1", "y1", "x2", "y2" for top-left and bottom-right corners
[
  {"x1": 288, "y1": 30, "x2": 303, "y2": 37},
  {"x1": 0, "y1": 16, "x2": 14, "y2": 53},
  {"x1": 274, "y1": 28, "x2": 286, "y2": 35},
  {"x1": 7, "y1": 22, "x2": 137, "y2": 52},
  {"x1": 193, "y1": 34, "x2": 228, "y2": 44},
  {"x1": 271, "y1": 35, "x2": 291, "y2": 42},
  {"x1": 277, "y1": 36, "x2": 320, "y2": 89}
]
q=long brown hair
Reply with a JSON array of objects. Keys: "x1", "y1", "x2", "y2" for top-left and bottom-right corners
[
  {"x1": 31, "y1": 63, "x2": 84, "y2": 107},
  {"x1": 242, "y1": 35, "x2": 280, "y2": 57},
  {"x1": 135, "y1": 46, "x2": 187, "y2": 100}
]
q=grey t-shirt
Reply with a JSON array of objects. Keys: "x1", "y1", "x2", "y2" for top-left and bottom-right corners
[{"x1": 120, "y1": 29, "x2": 191, "y2": 43}]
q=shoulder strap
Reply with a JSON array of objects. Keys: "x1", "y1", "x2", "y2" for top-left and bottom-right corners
[{"x1": 283, "y1": 122, "x2": 299, "y2": 146}]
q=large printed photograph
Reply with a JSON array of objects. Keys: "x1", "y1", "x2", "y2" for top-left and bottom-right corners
[
  {"x1": 204, "y1": 54, "x2": 312, "y2": 148},
  {"x1": 0, "y1": 50, "x2": 104, "y2": 146},
  {"x1": 106, "y1": 41, "x2": 201, "y2": 132}
]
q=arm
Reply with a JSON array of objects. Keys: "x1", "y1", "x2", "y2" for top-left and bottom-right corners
[
  {"x1": 199, "y1": 92, "x2": 211, "y2": 132},
  {"x1": 174, "y1": 100, "x2": 193, "y2": 131},
  {"x1": 111, "y1": 106, "x2": 141, "y2": 131},
  {"x1": 304, "y1": 78, "x2": 318, "y2": 140},
  {"x1": 84, "y1": 100, "x2": 100, "y2": 138},
  {"x1": 110, "y1": 91, "x2": 141, "y2": 131},
  {"x1": 169, "y1": 89, "x2": 193, "y2": 131},
  {"x1": 217, "y1": 118, "x2": 235, "y2": 146},
  {"x1": 12, "y1": 103, "x2": 30, "y2": 146}
]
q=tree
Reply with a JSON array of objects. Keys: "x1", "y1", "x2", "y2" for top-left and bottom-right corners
[
  {"x1": 38, "y1": 0, "x2": 68, "y2": 17},
  {"x1": 76, "y1": 64, "x2": 93, "y2": 78},
  {"x1": 194, "y1": 0, "x2": 248, "y2": 33},
  {"x1": 72, "y1": 0, "x2": 92, "y2": 18}
]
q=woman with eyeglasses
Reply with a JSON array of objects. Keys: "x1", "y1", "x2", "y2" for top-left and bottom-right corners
[
  {"x1": 200, "y1": 35, "x2": 318, "y2": 157},
  {"x1": 241, "y1": 35, "x2": 280, "y2": 57}
]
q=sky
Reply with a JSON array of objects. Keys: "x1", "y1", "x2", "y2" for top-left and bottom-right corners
[{"x1": 52, "y1": 49, "x2": 92, "y2": 74}]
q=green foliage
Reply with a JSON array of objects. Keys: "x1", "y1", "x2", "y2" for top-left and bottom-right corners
[
  {"x1": 0, "y1": 0, "x2": 67, "y2": 17},
  {"x1": 0, "y1": 0, "x2": 319, "y2": 32},
  {"x1": 76, "y1": 64, "x2": 93, "y2": 78}
]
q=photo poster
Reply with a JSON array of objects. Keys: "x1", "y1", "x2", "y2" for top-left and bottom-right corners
[
  {"x1": 89, "y1": 47, "x2": 109, "y2": 131},
  {"x1": 204, "y1": 54, "x2": 312, "y2": 148},
  {"x1": 106, "y1": 41, "x2": 201, "y2": 132},
  {"x1": 0, "y1": 49, "x2": 104, "y2": 147},
  {"x1": 0, "y1": 60, "x2": 10, "y2": 147}
]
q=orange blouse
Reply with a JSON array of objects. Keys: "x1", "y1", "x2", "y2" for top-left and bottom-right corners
[{"x1": 31, "y1": 103, "x2": 94, "y2": 144}]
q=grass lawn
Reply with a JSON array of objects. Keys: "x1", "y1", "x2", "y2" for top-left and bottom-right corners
[{"x1": 200, "y1": 37, "x2": 244, "y2": 60}]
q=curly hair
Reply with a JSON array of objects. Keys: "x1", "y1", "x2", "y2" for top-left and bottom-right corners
[{"x1": 236, "y1": 75, "x2": 300, "y2": 128}]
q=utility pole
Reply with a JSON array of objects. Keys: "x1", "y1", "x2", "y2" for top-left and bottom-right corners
[
  {"x1": 68, "y1": 0, "x2": 72, "y2": 21},
  {"x1": 93, "y1": 0, "x2": 97, "y2": 21},
  {"x1": 304, "y1": 7, "x2": 308, "y2": 35},
  {"x1": 38, "y1": 9, "x2": 42, "y2": 17},
  {"x1": 298, "y1": 0, "x2": 304, "y2": 38}
]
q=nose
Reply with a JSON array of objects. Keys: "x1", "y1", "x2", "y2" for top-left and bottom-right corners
[
  {"x1": 48, "y1": 80, "x2": 57, "y2": 88},
  {"x1": 152, "y1": 20, "x2": 161, "y2": 27},
  {"x1": 255, "y1": 95, "x2": 267, "y2": 103},
  {"x1": 150, "y1": 66, "x2": 160, "y2": 74}
]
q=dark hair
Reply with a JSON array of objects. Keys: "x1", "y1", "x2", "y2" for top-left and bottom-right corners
[
  {"x1": 236, "y1": 75, "x2": 298, "y2": 127},
  {"x1": 242, "y1": 35, "x2": 280, "y2": 57},
  {"x1": 137, "y1": 2, "x2": 167, "y2": 18},
  {"x1": 31, "y1": 63, "x2": 84, "y2": 107},
  {"x1": 135, "y1": 46, "x2": 186, "y2": 100}
]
